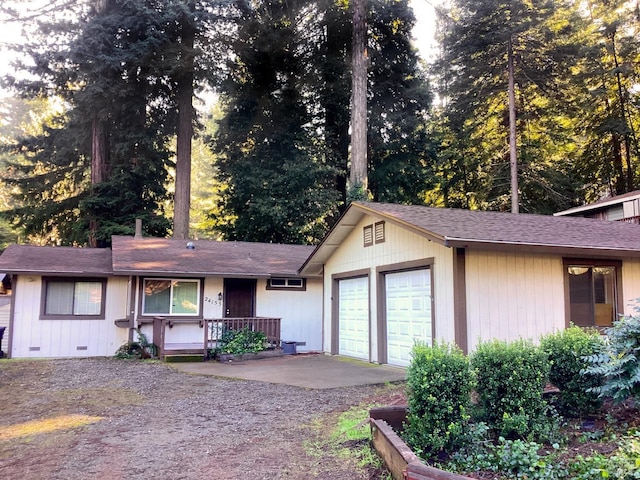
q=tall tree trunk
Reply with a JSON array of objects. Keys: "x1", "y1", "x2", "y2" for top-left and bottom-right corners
[
  {"x1": 349, "y1": 0, "x2": 368, "y2": 194},
  {"x1": 323, "y1": 5, "x2": 350, "y2": 208},
  {"x1": 610, "y1": 32, "x2": 634, "y2": 192},
  {"x1": 508, "y1": 37, "x2": 519, "y2": 213},
  {"x1": 89, "y1": 0, "x2": 111, "y2": 247},
  {"x1": 173, "y1": 3, "x2": 195, "y2": 240}
]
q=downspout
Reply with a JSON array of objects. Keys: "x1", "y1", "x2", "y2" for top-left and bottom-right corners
[
  {"x1": 6, "y1": 274, "x2": 16, "y2": 359},
  {"x1": 126, "y1": 275, "x2": 134, "y2": 343}
]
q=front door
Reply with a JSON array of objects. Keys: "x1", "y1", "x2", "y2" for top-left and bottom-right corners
[{"x1": 224, "y1": 278, "x2": 256, "y2": 317}]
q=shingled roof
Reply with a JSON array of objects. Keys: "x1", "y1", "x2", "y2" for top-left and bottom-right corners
[
  {"x1": 300, "y1": 201, "x2": 640, "y2": 275},
  {"x1": 0, "y1": 245, "x2": 113, "y2": 276},
  {"x1": 111, "y1": 236, "x2": 314, "y2": 277}
]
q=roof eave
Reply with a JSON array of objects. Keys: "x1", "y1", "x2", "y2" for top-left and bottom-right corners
[{"x1": 445, "y1": 238, "x2": 640, "y2": 258}]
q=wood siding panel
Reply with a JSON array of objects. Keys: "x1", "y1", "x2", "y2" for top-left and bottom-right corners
[
  {"x1": 621, "y1": 259, "x2": 640, "y2": 314},
  {"x1": 11, "y1": 276, "x2": 129, "y2": 358},
  {"x1": 257, "y1": 278, "x2": 323, "y2": 351},
  {"x1": 323, "y1": 216, "x2": 455, "y2": 362},
  {"x1": 465, "y1": 250, "x2": 565, "y2": 351}
]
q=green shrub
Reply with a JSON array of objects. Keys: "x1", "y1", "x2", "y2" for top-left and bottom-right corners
[
  {"x1": 114, "y1": 329, "x2": 157, "y2": 359},
  {"x1": 471, "y1": 339, "x2": 550, "y2": 440},
  {"x1": 220, "y1": 327, "x2": 267, "y2": 355},
  {"x1": 404, "y1": 341, "x2": 471, "y2": 459},
  {"x1": 540, "y1": 326, "x2": 605, "y2": 417},
  {"x1": 569, "y1": 432, "x2": 640, "y2": 479},
  {"x1": 582, "y1": 313, "x2": 640, "y2": 405}
]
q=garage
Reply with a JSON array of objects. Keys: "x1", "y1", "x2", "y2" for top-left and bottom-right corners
[
  {"x1": 338, "y1": 276, "x2": 369, "y2": 360},
  {"x1": 385, "y1": 269, "x2": 432, "y2": 367}
]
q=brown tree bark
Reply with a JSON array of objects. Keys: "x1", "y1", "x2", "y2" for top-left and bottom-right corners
[
  {"x1": 89, "y1": 0, "x2": 111, "y2": 247},
  {"x1": 508, "y1": 37, "x2": 519, "y2": 214},
  {"x1": 349, "y1": 0, "x2": 368, "y2": 194},
  {"x1": 173, "y1": 4, "x2": 196, "y2": 240}
]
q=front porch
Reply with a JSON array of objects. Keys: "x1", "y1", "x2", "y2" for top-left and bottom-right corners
[{"x1": 143, "y1": 316, "x2": 282, "y2": 360}]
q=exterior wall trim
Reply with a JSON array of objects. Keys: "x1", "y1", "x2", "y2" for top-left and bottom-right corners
[
  {"x1": 453, "y1": 248, "x2": 468, "y2": 354},
  {"x1": 330, "y1": 268, "x2": 370, "y2": 356},
  {"x1": 376, "y1": 258, "x2": 435, "y2": 365},
  {"x1": 7, "y1": 275, "x2": 17, "y2": 359}
]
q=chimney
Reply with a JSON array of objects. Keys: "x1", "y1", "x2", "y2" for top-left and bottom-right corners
[{"x1": 134, "y1": 219, "x2": 143, "y2": 239}]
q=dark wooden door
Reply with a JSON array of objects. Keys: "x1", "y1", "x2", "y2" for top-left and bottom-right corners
[{"x1": 223, "y1": 278, "x2": 256, "y2": 317}]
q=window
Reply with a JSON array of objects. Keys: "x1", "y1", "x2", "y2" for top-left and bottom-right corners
[
  {"x1": 42, "y1": 278, "x2": 105, "y2": 319},
  {"x1": 142, "y1": 279, "x2": 200, "y2": 316},
  {"x1": 565, "y1": 261, "x2": 621, "y2": 328},
  {"x1": 266, "y1": 278, "x2": 306, "y2": 291}
]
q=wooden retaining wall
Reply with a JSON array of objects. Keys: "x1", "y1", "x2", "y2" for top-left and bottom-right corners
[{"x1": 370, "y1": 408, "x2": 472, "y2": 480}]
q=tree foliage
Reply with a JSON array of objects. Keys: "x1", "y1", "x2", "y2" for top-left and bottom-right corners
[
  {"x1": 432, "y1": 0, "x2": 640, "y2": 211},
  {"x1": 212, "y1": 0, "x2": 434, "y2": 243}
]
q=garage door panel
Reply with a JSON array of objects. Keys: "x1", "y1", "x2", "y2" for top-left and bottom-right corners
[
  {"x1": 386, "y1": 269, "x2": 432, "y2": 367},
  {"x1": 338, "y1": 277, "x2": 369, "y2": 360}
]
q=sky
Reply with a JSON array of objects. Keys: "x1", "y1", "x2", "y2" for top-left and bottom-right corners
[{"x1": 0, "y1": 1, "x2": 440, "y2": 98}]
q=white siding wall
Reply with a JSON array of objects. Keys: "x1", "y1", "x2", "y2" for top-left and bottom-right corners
[
  {"x1": 323, "y1": 215, "x2": 455, "y2": 362},
  {"x1": 11, "y1": 275, "x2": 129, "y2": 358},
  {"x1": 465, "y1": 249, "x2": 565, "y2": 351},
  {"x1": 621, "y1": 259, "x2": 640, "y2": 314},
  {"x1": 256, "y1": 277, "x2": 323, "y2": 352}
]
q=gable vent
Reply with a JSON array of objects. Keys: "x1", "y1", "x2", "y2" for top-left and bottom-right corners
[
  {"x1": 374, "y1": 221, "x2": 385, "y2": 244},
  {"x1": 363, "y1": 225, "x2": 373, "y2": 247}
]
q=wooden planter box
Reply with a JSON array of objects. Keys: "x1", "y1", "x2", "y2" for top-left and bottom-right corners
[{"x1": 369, "y1": 406, "x2": 473, "y2": 480}]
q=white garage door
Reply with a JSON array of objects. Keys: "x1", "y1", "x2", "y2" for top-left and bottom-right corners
[
  {"x1": 386, "y1": 269, "x2": 432, "y2": 367},
  {"x1": 338, "y1": 276, "x2": 369, "y2": 360}
]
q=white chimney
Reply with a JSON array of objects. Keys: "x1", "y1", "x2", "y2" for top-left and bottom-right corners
[{"x1": 134, "y1": 219, "x2": 143, "y2": 239}]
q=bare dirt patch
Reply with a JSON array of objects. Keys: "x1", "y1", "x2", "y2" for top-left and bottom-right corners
[{"x1": 0, "y1": 358, "x2": 403, "y2": 479}]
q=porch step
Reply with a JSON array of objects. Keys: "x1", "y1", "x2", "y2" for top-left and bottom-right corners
[{"x1": 163, "y1": 353, "x2": 206, "y2": 363}]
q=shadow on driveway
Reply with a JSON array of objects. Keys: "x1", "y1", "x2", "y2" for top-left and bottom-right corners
[{"x1": 170, "y1": 353, "x2": 406, "y2": 389}]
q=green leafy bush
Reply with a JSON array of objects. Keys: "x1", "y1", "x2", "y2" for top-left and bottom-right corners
[
  {"x1": 540, "y1": 326, "x2": 605, "y2": 417},
  {"x1": 471, "y1": 339, "x2": 550, "y2": 440},
  {"x1": 404, "y1": 342, "x2": 471, "y2": 459},
  {"x1": 582, "y1": 314, "x2": 640, "y2": 405},
  {"x1": 220, "y1": 327, "x2": 267, "y2": 355},
  {"x1": 114, "y1": 329, "x2": 157, "y2": 359},
  {"x1": 569, "y1": 432, "x2": 640, "y2": 479}
]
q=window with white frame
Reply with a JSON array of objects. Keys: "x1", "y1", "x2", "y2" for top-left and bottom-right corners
[
  {"x1": 142, "y1": 279, "x2": 200, "y2": 316},
  {"x1": 42, "y1": 277, "x2": 105, "y2": 319},
  {"x1": 266, "y1": 277, "x2": 306, "y2": 291}
]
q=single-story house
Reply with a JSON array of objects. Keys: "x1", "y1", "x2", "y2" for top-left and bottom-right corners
[
  {"x1": 3, "y1": 201, "x2": 640, "y2": 364},
  {"x1": 0, "y1": 234, "x2": 321, "y2": 359},
  {"x1": 300, "y1": 202, "x2": 640, "y2": 366}
]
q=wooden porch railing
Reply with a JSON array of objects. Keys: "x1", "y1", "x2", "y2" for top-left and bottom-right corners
[
  {"x1": 144, "y1": 316, "x2": 282, "y2": 360},
  {"x1": 204, "y1": 317, "x2": 282, "y2": 349}
]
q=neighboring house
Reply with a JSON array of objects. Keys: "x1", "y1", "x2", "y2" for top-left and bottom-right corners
[
  {"x1": 300, "y1": 202, "x2": 640, "y2": 367},
  {"x1": 555, "y1": 190, "x2": 640, "y2": 224},
  {"x1": 0, "y1": 236, "x2": 320, "y2": 359}
]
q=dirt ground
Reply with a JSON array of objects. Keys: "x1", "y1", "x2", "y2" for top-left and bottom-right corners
[{"x1": 0, "y1": 358, "x2": 405, "y2": 480}]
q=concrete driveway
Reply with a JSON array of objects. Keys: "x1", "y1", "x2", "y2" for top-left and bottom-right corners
[{"x1": 170, "y1": 353, "x2": 406, "y2": 389}]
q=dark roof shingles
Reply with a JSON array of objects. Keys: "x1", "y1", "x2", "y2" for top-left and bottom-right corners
[
  {"x1": 0, "y1": 245, "x2": 113, "y2": 275},
  {"x1": 111, "y1": 236, "x2": 314, "y2": 276},
  {"x1": 359, "y1": 202, "x2": 640, "y2": 252}
]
